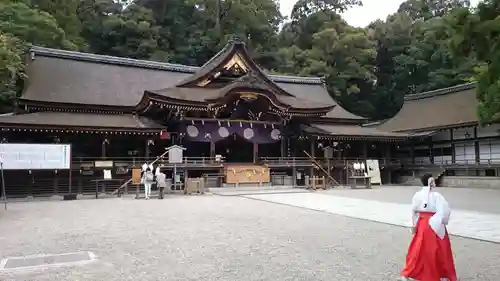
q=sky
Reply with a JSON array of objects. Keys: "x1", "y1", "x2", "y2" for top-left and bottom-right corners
[{"x1": 279, "y1": 0, "x2": 481, "y2": 28}]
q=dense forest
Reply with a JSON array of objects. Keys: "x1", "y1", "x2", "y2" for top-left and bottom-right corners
[{"x1": 0, "y1": 0, "x2": 498, "y2": 123}]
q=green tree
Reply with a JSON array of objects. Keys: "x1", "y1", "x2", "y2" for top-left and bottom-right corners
[
  {"x1": 449, "y1": 0, "x2": 500, "y2": 124},
  {"x1": 366, "y1": 2, "x2": 475, "y2": 120},
  {"x1": 133, "y1": 0, "x2": 283, "y2": 67},
  {"x1": 0, "y1": 2, "x2": 76, "y2": 50},
  {"x1": 29, "y1": 0, "x2": 84, "y2": 48},
  {"x1": 82, "y1": 3, "x2": 160, "y2": 59},
  {"x1": 275, "y1": 11, "x2": 377, "y2": 117},
  {"x1": 291, "y1": 0, "x2": 362, "y2": 21},
  {"x1": 0, "y1": 32, "x2": 24, "y2": 112},
  {"x1": 398, "y1": 0, "x2": 470, "y2": 20}
]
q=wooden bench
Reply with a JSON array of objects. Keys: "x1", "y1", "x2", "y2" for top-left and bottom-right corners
[{"x1": 349, "y1": 176, "x2": 372, "y2": 189}]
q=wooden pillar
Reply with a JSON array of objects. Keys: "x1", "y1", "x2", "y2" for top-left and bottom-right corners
[
  {"x1": 429, "y1": 140, "x2": 434, "y2": 164},
  {"x1": 474, "y1": 126, "x2": 480, "y2": 176},
  {"x1": 386, "y1": 143, "x2": 392, "y2": 184},
  {"x1": 280, "y1": 136, "x2": 285, "y2": 158},
  {"x1": 78, "y1": 173, "x2": 83, "y2": 194},
  {"x1": 253, "y1": 142, "x2": 258, "y2": 163},
  {"x1": 310, "y1": 138, "x2": 316, "y2": 158},
  {"x1": 385, "y1": 142, "x2": 392, "y2": 159},
  {"x1": 210, "y1": 140, "x2": 215, "y2": 158},
  {"x1": 309, "y1": 138, "x2": 316, "y2": 178},
  {"x1": 53, "y1": 171, "x2": 59, "y2": 195},
  {"x1": 145, "y1": 139, "x2": 151, "y2": 160},
  {"x1": 52, "y1": 137, "x2": 60, "y2": 195},
  {"x1": 184, "y1": 169, "x2": 189, "y2": 193},
  {"x1": 101, "y1": 138, "x2": 108, "y2": 159},
  {"x1": 474, "y1": 126, "x2": 480, "y2": 163},
  {"x1": 410, "y1": 141, "x2": 415, "y2": 164},
  {"x1": 28, "y1": 171, "x2": 34, "y2": 197},
  {"x1": 286, "y1": 138, "x2": 291, "y2": 157},
  {"x1": 361, "y1": 141, "x2": 368, "y2": 159},
  {"x1": 450, "y1": 129, "x2": 456, "y2": 164}
]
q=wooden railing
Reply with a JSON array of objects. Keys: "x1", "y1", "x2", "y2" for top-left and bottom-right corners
[
  {"x1": 401, "y1": 158, "x2": 500, "y2": 167},
  {"x1": 70, "y1": 156, "x2": 405, "y2": 168},
  {"x1": 73, "y1": 156, "x2": 224, "y2": 167},
  {"x1": 258, "y1": 157, "x2": 313, "y2": 166},
  {"x1": 66, "y1": 155, "x2": 500, "y2": 169}
]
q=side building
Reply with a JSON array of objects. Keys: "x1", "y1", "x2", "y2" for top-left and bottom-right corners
[{"x1": 376, "y1": 82, "x2": 500, "y2": 187}]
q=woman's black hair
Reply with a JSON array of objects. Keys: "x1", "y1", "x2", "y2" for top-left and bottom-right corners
[
  {"x1": 146, "y1": 167, "x2": 151, "y2": 172},
  {"x1": 420, "y1": 173, "x2": 433, "y2": 186}
]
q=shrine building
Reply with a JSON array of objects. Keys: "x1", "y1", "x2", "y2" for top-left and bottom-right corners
[
  {"x1": 0, "y1": 39, "x2": 414, "y2": 196},
  {"x1": 376, "y1": 82, "x2": 500, "y2": 187}
]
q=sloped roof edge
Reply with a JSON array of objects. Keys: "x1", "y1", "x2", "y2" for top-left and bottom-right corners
[
  {"x1": 29, "y1": 46, "x2": 324, "y2": 85},
  {"x1": 376, "y1": 82, "x2": 478, "y2": 132},
  {"x1": 404, "y1": 82, "x2": 477, "y2": 101}
]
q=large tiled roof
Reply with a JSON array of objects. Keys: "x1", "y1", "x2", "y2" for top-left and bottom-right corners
[
  {"x1": 21, "y1": 45, "x2": 364, "y2": 120},
  {"x1": 376, "y1": 83, "x2": 478, "y2": 132}
]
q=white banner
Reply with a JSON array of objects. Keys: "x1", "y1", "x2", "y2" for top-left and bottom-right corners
[
  {"x1": 0, "y1": 143, "x2": 71, "y2": 170},
  {"x1": 366, "y1": 159, "x2": 381, "y2": 184}
]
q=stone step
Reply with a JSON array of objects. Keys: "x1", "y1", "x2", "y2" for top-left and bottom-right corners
[{"x1": 401, "y1": 168, "x2": 446, "y2": 186}]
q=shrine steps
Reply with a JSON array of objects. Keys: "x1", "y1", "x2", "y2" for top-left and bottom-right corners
[{"x1": 401, "y1": 168, "x2": 446, "y2": 186}]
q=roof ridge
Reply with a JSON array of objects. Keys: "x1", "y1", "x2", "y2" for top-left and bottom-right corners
[
  {"x1": 30, "y1": 46, "x2": 198, "y2": 73},
  {"x1": 29, "y1": 46, "x2": 323, "y2": 85},
  {"x1": 404, "y1": 82, "x2": 477, "y2": 101}
]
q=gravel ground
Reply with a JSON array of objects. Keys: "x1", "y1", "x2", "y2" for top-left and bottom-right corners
[
  {"x1": 0, "y1": 195, "x2": 499, "y2": 281},
  {"x1": 322, "y1": 185, "x2": 500, "y2": 214}
]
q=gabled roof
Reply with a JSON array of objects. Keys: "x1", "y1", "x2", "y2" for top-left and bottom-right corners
[
  {"x1": 376, "y1": 83, "x2": 478, "y2": 132},
  {"x1": 175, "y1": 38, "x2": 296, "y2": 97},
  {"x1": 20, "y1": 42, "x2": 365, "y2": 120},
  {"x1": 147, "y1": 73, "x2": 335, "y2": 112}
]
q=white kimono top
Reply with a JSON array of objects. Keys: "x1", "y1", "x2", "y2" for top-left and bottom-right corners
[{"x1": 411, "y1": 186, "x2": 451, "y2": 239}]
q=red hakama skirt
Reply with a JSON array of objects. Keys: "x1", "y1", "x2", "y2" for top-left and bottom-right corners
[{"x1": 401, "y1": 212, "x2": 457, "y2": 281}]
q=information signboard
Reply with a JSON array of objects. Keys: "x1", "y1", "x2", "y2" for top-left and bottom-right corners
[
  {"x1": 366, "y1": 159, "x2": 382, "y2": 184},
  {"x1": 0, "y1": 143, "x2": 71, "y2": 170}
]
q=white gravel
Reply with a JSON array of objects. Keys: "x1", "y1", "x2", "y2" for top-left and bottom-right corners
[{"x1": 0, "y1": 194, "x2": 499, "y2": 280}]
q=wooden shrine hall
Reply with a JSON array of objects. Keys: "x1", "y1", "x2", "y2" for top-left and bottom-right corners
[
  {"x1": 375, "y1": 82, "x2": 500, "y2": 187},
  {"x1": 0, "y1": 38, "x2": 408, "y2": 197}
]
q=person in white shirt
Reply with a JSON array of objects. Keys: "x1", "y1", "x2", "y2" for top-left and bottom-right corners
[
  {"x1": 156, "y1": 170, "x2": 167, "y2": 199},
  {"x1": 400, "y1": 173, "x2": 457, "y2": 281},
  {"x1": 142, "y1": 167, "x2": 154, "y2": 200}
]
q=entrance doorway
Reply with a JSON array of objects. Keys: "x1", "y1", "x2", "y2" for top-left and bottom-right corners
[{"x1": 215, "y1": 134, "x2": 254, "y2": 163}]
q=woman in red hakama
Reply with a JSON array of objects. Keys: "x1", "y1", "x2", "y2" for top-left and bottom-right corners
[{"x1": 400, "y1": 174, "x2": 457, "y2": 281}]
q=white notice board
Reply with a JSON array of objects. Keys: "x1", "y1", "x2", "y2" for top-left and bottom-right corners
[
  {"x1": 0, "y1": 143, "x2": 71, "y2": 170},
  {"x1": 167, "y1": 145, "x2": 185, "y2": 164}
]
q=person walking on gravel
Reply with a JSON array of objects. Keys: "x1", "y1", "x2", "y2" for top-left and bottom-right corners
[{"x1": 400, "y1": 173, "x2": 457, "y2": 281}]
